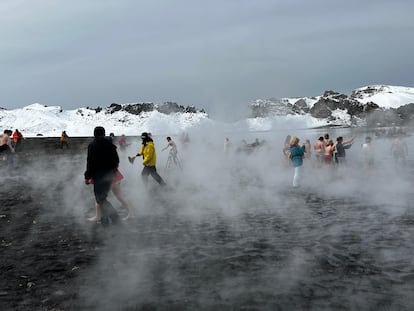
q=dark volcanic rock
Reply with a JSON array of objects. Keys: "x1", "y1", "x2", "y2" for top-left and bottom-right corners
[
  {"x1": 124, "y1": 103, "x2": 155, "y2": 115},
  {"x1": 292, "y1": 99, "x2": 309, "y2": 114},
  {"x1": 395, "y1": 103, "x2": 414, "y2": 122},
  {"x1": 157, "y1": 102, "x2": 183, "y2": 114},
  {"x1": 98, "y1": 102, "x2": 206, "y2": 116},
  {"x1": 310, "y1": 91, "x2": 370, "y2": 119}
]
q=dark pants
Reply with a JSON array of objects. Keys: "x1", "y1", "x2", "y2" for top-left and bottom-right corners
[
  {"x1": 61, "y1": 141, "x2": 69, "y2": 149},
  {"x1": 0, "y1": 146, "x2": 14, "y2": 170},
  {"x1": 14, "y1": 140, "x2": 23, "y2": 152},
  {"x1": 141, "y1": 166, "x2": 166, "y2": 185},
  {"x1": 94, "y1": 172, "x2": 119, "y2": 224}
]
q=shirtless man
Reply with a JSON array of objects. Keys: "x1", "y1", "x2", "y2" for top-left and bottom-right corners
[
  {"x1": 162, "y1": 136, "x2": 181, "y2": 169},
  {"x1": 0, "y1": 130, "x2": 15, "y2": 155},
  {"x1": 324, "y1": 133, "x2": 330, "y2": 146},
  {"x1": 324, "y1": 139, "x2": 335, "y2": 165},
  {"x1": 0, "y1": 130, "x2": 15, "y2": 170},
  {"x1": 314, "y1": 137, "x2": 325, "y2": 164}
]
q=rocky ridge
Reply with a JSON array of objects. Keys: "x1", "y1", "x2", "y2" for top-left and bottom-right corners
[
  {"x1": 89, "y1": 101, "x2": 206, "y2": 115},
  {"x1": 251, "y1": 86, "x2": 414, "y2": 127}
]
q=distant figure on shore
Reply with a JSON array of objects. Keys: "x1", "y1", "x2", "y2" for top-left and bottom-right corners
[
  {"x1": 128, "y1": 132, "x2": 166, "y2": 186},
  {"x1": 314, "y1": 136, "x2": 325, "y2": 165},
  {"x1": 117, "y1": 134, "x2": 129, "y2": 152},
  {"x1": 324, "y1": 133, "x2": 330, "y2": 146},
  {"x1": 60, "y1": 131, "x2": 69, "y2": 149},
  {"x1": 224, "y1": 137, "x2": 232, "y2": 155},
  {"x1": 324, "y1": 139, "x2": 335, "y2": 165},
  {"x1": 0, "y1": 129, "x2": 15, "y2": 170},
  {"x1": 12, "y1": 129, "x2": 24, "y2": 152},
  {"x1": 84, "y1": 126, "x2": 120, "y2": 225},
  {"x1": 108, "y1": 132, "x2": 115, "y2": 144},
  {"x1": 362, "y1": 136, "x2": 374, "y2": 171},
  {"x1": 162, "y1": 136, "x2": 181, "y2": 170},
  {"x1": 180, "y1": 132, "x2": 190, "y2": 148},
  {"x1": 289, "y1": 136, "x2": 306, "y2": 188},
  {"x1": 391, "y1": 134, "x2": 408, "y2": 165},
  {"x1": 335, "y1": 136, "x2": 354, "y2": 165}
]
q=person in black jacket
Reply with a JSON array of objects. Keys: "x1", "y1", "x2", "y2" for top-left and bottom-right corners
[{"x1": 84, "y1": 126, "x2": 120, "y2": 225}]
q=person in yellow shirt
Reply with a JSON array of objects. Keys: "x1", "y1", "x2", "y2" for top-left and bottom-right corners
[{"x1": 129, "y1": 132, "x2": 166, "y2": 186}]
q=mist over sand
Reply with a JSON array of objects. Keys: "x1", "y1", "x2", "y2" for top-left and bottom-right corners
[{"x1": 1, "y1": 127, "x2": 414, "y2": 310}]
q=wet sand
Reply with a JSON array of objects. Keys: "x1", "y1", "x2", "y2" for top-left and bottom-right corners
[{"x1": 1, "y1": 140, "x2": 414, "y2": 310}]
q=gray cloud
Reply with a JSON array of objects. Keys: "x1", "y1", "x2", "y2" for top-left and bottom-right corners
[{"x1": 1, "y1": 0, "x2": 413, "y2": 119}]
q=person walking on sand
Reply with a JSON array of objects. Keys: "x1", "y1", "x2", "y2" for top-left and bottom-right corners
[
  {"x1": 162, "y1": 136, "x2": 181, "y2": 169},
  {"x1": 128, "y1": 132, "x2": 166, "y2": 186},
  {"x1": 289, "y1": 136, "x2": 306, "y2": 188},
  {"x1": 0, "y1": 130, "x2": 15, "y2": 170},
  {"x1": 60, "y1": 131, "x2": 69, "y2": 149},
  {"x1": 87, "y1": 133, "x2": 134, "y2": 222},
  {"x1": 12, "y1": 129, "x2": 24, "y2": 152},
  {"x1": 87, "y1": 168, "x2": 133, "y2": 222},
  {"x1": 84, "y1": 126, "x2": 120, "y2": 225},
  {"x1": 117, "y1": 134, "x2": 129, "y2": 152}
]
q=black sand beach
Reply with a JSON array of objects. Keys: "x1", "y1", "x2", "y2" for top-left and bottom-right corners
[{"x1": 1, "y1": 135, "x2": 414, "y2": 310}]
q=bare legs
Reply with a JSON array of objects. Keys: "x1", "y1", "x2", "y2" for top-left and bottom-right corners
[{"x1": 88, "y1": 182, "x2": 133, "y2": 222}]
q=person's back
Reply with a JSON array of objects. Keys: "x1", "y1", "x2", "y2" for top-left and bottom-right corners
[
  {"x1": 290, "y1": 142, "x2": 305, "y2": 167},
  {"x1": 0, "y1": 130, "x2": 14, "y2": 153},
  {"x1": 84, "y1": 126, "x2": 120, "y2": 224},
  {"x1": 324, "y1": 140, "x2": 335, "y2": 164},
  {"x1": 86, "y1": 136, "x2": 119, "y2": 179},
  {"x1": 335, "y1": 136, "x2": 353, "y2": 164}
]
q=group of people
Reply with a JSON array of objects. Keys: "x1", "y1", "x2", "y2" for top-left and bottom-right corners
[
  {"x1": 286, "y1": 131, "x2": 409, "y2": 188},
  {"x1": 286, "y1": 133, "x2": 363, "y2": 187},
  {"x1": 84, "y1": 128, "x2": 180, "y2": 225},
  {"x1": 0, "y1": 129, "x2": 25, "y2": 171}
]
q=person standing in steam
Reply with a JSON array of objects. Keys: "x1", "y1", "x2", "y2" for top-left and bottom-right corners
[
  {"x1": 12, "y1": 129, "x2": 24, "y2": 152},
  {"x1": 0, "y1": 130, "x2": 15, "y2": 171},
  {"x1": 60, "y1": 130, "x2": 69, "y2": 149},
  {"x1": 289, "y1": 136, "x2": 306, "y2": 188},
  {"x1": 391, "y1": 134, "x2": 408, "y2": 165},
  {"x1": 335, "y1": 136, "x2": 354, "y2": 165},
  {"x1": 314, "y1": 136, "x2": 325, "y2": 166},
  {"x1": 162, "y1": 136, "x2": 181, "y2": 169},
  {"x1": 128, "y1": 132, "x2": 166, "y2": 186},
  {"x1": 362, "y1": 136, "x2": 374, "y2": 172},
  {"x1": 84, "y1": 126, "x2": 120, "y2": 225}
]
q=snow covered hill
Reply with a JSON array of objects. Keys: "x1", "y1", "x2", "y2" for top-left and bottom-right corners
[
  {"x1": 0, "y1": 103, "x2": 209, "y2": 137},
  {"x1": 1, "y1": 85, "x2": 413, "y2": 137}
]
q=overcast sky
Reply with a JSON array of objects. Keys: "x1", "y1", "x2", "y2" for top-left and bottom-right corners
[{"x1": 1, "y1": 0, "x2": 413, "y2": 119}]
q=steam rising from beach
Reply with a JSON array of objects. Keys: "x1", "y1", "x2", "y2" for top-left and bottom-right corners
[{"x1": 13, "y1": 125, "x2": 414, "y2": 310}]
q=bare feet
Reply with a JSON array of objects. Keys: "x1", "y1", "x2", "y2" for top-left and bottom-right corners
[{"x1": 87, "y1": 216, "x2": 99, "y2": 222}]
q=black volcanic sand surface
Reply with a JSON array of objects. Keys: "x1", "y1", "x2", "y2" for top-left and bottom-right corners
[{"x1": 1, "y1": 151, "x2": 414, "y2": 310}]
